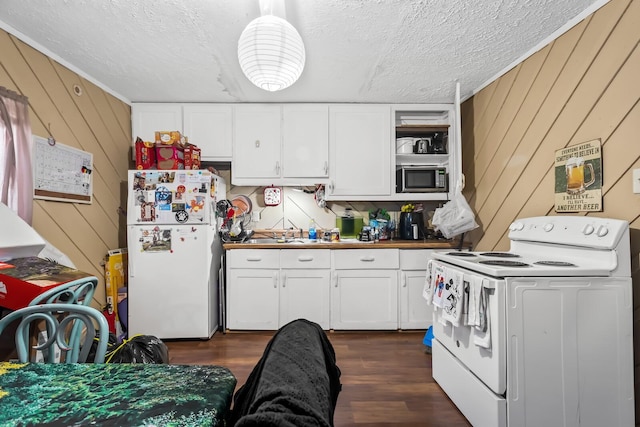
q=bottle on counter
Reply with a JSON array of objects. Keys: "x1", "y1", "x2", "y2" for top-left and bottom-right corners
[{"x1": 309, "y1": 219, "x2": 317, "y2": 241}]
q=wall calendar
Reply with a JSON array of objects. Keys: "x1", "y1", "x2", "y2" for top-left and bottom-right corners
[{"x1": 33, "y1": 135, "x2": 93, "y2": 204}]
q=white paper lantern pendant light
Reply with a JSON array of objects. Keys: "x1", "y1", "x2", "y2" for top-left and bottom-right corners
[{"x1": 238, "y1": 14, "x2": 306, "y2": 92}]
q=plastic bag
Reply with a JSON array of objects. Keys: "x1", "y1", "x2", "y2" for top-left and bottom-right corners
[
  {"x1": 106, "y1": 334, "x2": 169, "y2": 364},
  {"x1": 432, "y1": 190, "x2": 479, "y2": 239},
  {"x1": 87, "y1": 332, "x2": 119, "y2": 362}
]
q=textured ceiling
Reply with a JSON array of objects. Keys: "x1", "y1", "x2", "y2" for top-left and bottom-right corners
[{"x1": 0, "y1": 0, "x2": 607, "y2": 104}]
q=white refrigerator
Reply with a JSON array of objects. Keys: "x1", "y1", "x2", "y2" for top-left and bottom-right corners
[{"x1": 126, "y1": 170, "x2": 226, "y2": 339}]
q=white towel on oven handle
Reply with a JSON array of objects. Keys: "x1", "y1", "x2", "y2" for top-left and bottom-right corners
[
  {"x1": 440, "y1": 267, "x2": 464, "y2": 327},
  {"x1": 427, "y1": 261, "x2": 448, "y2": 308},
  {"x1": 465, "y1": 276, "x2": 483, "y2": 327},
  {"x1": 472, "y1": 279, "x2": 491, "y2": 349},
  {"x1": 422, "y1": 259, "x2": 435, "y2": 305}
]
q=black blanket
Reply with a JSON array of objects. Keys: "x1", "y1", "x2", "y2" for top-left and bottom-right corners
[{"x1": 230, "y1": 319, "x2": 342, "y2": 427}]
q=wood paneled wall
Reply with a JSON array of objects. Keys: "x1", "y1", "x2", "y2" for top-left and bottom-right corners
[
  {"x1": 460, "y1": 0, "x2": 640, "y2": 420},
  {"x1": 0, "y1": 29, "x2": 132, "y2": 309}
]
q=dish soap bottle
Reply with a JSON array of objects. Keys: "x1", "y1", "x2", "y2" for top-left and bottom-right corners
[{"x1": 309, "y1": 219, "x2": 317, "y2": 241}]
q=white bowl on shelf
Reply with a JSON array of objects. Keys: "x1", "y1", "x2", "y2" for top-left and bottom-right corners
[{"x1": 396, "y1": 137, "x2": 416, "y2": 154}]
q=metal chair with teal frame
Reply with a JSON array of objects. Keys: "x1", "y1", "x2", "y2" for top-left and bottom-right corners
[
  {"x1": 27, "y1": 276, "x2": 100, "y2": 362},
  {"x1": 29, "y1": 275, "x2": 99, "y2": 306},
  {"x1": 0, "y1": 303, "x2": 109, "y2": 363}
]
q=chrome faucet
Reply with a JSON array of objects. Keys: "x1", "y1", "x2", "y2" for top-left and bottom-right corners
[{"x1": 284, "y1": 227, "x2": 295, "y2": 240}]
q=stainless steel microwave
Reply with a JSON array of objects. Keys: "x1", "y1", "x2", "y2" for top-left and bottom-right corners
[{"x1": 396, "y1": 165, "x2": 448, "y2": 193}]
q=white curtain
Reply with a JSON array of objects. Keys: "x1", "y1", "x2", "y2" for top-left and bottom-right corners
[{"x1": 0, "y1": 87, "x2": 33, "y2": 224}]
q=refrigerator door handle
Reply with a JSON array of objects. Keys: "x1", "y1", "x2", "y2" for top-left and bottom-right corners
[{"x1": 128, "y1": 239, "x2": 135, "y2": 277}]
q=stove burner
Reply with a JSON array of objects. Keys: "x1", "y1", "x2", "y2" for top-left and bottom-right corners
[
  {"x1": 534, "y1": 261, "x2": 576, "y2": 267},
  {"x1": 479, "y1": 260, "x2": 530, "y2": 267},
  {"x1": 445, "y1": 252, "x2": 477, "y2": 257},
  {"x1": 479, "y1": 252, "x2": 520, "y2": 258}
]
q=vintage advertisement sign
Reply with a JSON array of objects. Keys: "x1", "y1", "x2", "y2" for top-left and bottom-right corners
[{"x1": 554, "y1": 139, "x2": 602, "y2": 212}]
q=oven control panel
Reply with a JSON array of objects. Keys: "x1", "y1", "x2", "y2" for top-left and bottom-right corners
[{"x1": 508, "y1": 216, "x2": 629, "y2": 250}]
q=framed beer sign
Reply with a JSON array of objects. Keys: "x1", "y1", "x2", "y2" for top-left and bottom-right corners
[{"x1": 554, "y1": 139, "x2": 603, "y2": 212}]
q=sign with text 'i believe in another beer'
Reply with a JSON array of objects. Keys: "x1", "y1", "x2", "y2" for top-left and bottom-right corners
[{"x1": 554, "y1": 139, "x2": 602, "y2": 212}]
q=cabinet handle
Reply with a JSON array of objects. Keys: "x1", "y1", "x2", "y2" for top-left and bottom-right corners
[
  {"x1": 297, "y1": 256, "x2": 314, "y2": 262},
  {"x1": 323, "y1": 161, "x2": 328, "y2": 175},
  {"x1": 360, "y1": 256, "x2": 375, "y2": 262},
  {"x1": 282, "y1": 273, "x2": 286, "y2": 287},
  {"x1": 333, "y1": 272, "x2": 338, "y2": 287},
  {"x1": 402, "y1": 272, "x2": 407, "y2": 287},
  {"x1": 246, "y1": 257, "x2": 262, "y2": 262},
  {"x1": 273, "y1": 272, "x2": 278, "y2": 288},
  {"x1": 276, "y1": 161, "x2": 280, "y2": 174}
]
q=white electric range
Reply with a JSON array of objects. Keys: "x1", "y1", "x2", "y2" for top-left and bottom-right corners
[{"x1": 427, "y1": 216, "x2": 634, "y2": 427}]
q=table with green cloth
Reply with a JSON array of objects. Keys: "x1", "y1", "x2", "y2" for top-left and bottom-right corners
[{"x1": 0, "y1": 362, "x2": 237, "y2": 426}]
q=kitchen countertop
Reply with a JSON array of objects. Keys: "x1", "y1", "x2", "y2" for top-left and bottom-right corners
[{"x1": 223, "y1": 238, "x2": 470, "y2": 250}]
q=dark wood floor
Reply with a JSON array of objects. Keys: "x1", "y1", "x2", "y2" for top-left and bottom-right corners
[{"x1": 165, "y1": 329, "x2": 471, "y2": 426}]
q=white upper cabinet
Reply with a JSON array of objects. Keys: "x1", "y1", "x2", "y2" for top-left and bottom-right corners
[
  {"x1": 232, "y1": 104, "x2": 330, "y2": 186},
  {"x1": 232, "y1": 104, "x2": 282, "y2": 181},
  {"x1": 182, "y1": 104, "x2": 232, "y2": 161},
  {"x1": 131, "y1": 103, "x2": 232, "y2": 161},
  {"x1": 282, "y1": 104, "x2": 329, "y2": 180},
  {"x1": 132, "y1": 103, "x2": 182, "y2": 144},
  {"x1": 327, "y1": 105, "x2": 391, "y2": 200}
]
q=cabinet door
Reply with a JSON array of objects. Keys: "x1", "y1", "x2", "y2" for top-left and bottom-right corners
[
  {"x1": 282, "y1": 104, "x2": 329, "y2": 179},
  {"x1": 233, "y1": 105, "x2": 282, "y2": 180},
  {"x1": 331, "y1": 270, "x2": 398, "y2": 330},
  {"x1": 280, "y1": 269, "x2": 330, "y2": 329},
  {"x1": 183, "y1": 104, "x2": 232, "y2": 161},
  {"x1": 131, "y1": 103, "x2": 182, "y2": 143},
  {"x1": 328, "y1": 105, "x2": 391, "y2": 198},
  {"x1": 227, "y1": 269, "x2": 279, "y2": 330},
  {"x1": 399, "y1": 270, "x2": 433, "y2": 330}
]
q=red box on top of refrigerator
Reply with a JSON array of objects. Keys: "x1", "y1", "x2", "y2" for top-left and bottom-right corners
[
  {"x1": 183, "y1": 144, "x2": 201, "y2": 170},
  {"x1": 155, "y1": 144, "x2": 184, "y2": 170},
  {"x1": 135, "y1": 137, "x2": 156, "y2": 170}
]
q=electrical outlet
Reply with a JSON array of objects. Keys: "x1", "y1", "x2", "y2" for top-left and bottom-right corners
[
  {"x1": 252, "y1": 211, "x2": 261, "y2": 222},
  {"x1": 634, "y1": 169, "x2": 640, "y2": 194}
]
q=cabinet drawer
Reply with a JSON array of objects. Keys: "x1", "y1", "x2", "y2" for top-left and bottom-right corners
[
  {"x1": 333, "y1": 249, "x2": 398, "y2": 270},
  {"x1": 280, "y1": 249, "x2": 330, "y2": 269},
  {"x1": 227, "y1": 249, "x2": 280, "y2": 269},
  {"x1": 399, "y1": 249, "x2": 434, "y2": 270}
]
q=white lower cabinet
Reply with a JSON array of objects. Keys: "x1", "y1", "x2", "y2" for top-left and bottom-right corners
[
  {"x1": 399, "y1": 249, "x2": 435, "y2": 330},
  {"x1": 226, "y1": 249, "x2": 330, "y2": 330},
  {"x1": 331, "y1": 249, "x2": 399, "y2": 330},
  {"x1": 227, "y1": 248, "x2": 439, "y2": 331},
  {"x1": 227, "y1": 268, "x2": 279, "y2": 330},
  {"x1": 226, "y1": 249, "x2": 279, "y2": 330},
  {"x1": 279, "y1": 250, "x2": 331, "y2": 329}
]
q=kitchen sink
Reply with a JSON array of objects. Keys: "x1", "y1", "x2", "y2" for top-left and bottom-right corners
[
  {"x1": 245, "y1": 238, "x2": 311, "y2": 244},
  {"x1": 244, "y1": 237, "x2": 372, "y2": 244}
]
